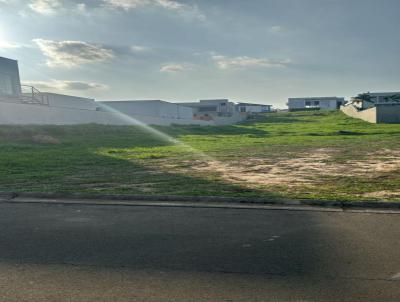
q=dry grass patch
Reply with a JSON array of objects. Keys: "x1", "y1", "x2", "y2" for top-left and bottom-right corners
[{"x1": 146, "y1": 148, "x2": 400, "y2": 194}]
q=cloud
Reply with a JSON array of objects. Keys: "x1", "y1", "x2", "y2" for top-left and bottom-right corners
[
  {"x1": 29, "y1": 0, "x2": 61, "y2": 15},
  {"x1": 103, "y1": 0, "x2": 205, "y2": 20},
  {"x1": 33, "y1": 39, "x2": 114, "y2": 68},
  {"x1": 131, "y1": 45, "x2": 152, "y2": 52},
  {"x1": 160, "y1": 63, "x2": 191, "y2": 73},
  {"x1": 212, "y1": 55, "x2": 291, "y2": 70},
  {"x1": 104, "y1": 0, "x2": 186, "y2": 11},
  {"x1": 155, "y1": 0, "x2": 184, "y2": 10},
  {"x1": 268, "y1": 25, "x2": 285, "y2": 34},
  {"x1": 0, "y1": 40, "x2": 21, "y2": 49},
  {"x1": 23, "y1": 80, "x2": 108, "y2": 92}
]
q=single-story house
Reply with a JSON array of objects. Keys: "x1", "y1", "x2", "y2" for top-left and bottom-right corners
[
  {"x1": 236, "y1": 102, "x2": 272, "y2": 113},
  {"x1": 287, "y1": 97, "x2": 345, "y2": 111}
]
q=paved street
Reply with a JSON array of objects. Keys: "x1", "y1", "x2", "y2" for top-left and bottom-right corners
[{"x1": 0, "y1": 200, "x2": 399, "y2": 301}]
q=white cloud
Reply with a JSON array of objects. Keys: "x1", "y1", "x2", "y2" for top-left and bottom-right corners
[
  {"x1": 0, "y1": 40, "x2": 20, "y2": 49},
  {"x1": 212, "y1": 55, "x2": 291, "y2": 70},
  {"x1": 29, "y1": 0, "x2": 61, "y2": 15},
  {"x1": 103, "y1": 0, "x2": 205, "y2": 20},
  {"x1": 33, "y1": 39, "x2": 115, "y2": 68},
  {"x1": 104, "y1": 0, "x2": 186, "y2": 11},
  {"x1": 23, "y1": 80, "x2": 108, "y2": 92},
  {"x1": 155, "y1": 0, "x2": 184, "y2": 10},
  {"x1": 131, "y1": 45, "x2": 151, "y2": 52},
  {"x1": 104, "y1": 0, "x2": 148, "y2": 10},
  {"x1": 160, "y1": 63, "x2": 191, "y2": 73},
  {"x1": 269, "y1": 25, "x2": 284, "y2": 34}
]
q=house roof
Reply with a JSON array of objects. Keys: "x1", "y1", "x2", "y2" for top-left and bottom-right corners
[{"x1": 237, "y1": 103, "x2": 271, "y2": 106}]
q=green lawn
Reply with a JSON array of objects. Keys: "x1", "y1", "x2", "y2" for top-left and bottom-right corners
[{"x1": 1, "y1": 110, "x2": 400, "y2": 202}]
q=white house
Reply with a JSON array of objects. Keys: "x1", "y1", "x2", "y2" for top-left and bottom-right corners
[
  {"x1": 179, "y1": 99, "x2": 236, "y2": 120},
  {"x1": 236, "y1": 102, "x2": 272, "y2": 113},
  {"x1": 287, "y1": 97, "x2": 345, "y2": 111}
]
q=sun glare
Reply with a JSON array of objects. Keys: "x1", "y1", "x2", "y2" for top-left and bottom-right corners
[{"x1": 0, "y1": 27, "x2": 16, "y2": 49}]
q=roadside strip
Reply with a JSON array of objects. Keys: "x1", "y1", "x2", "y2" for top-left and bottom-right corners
[{"x1": 0, "y1": 192, "x2": 399, "y2": 214}]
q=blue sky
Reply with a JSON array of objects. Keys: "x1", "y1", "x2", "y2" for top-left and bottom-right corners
[{"x1": 0, "y1": 0, "x2": 399, "y2": 106}]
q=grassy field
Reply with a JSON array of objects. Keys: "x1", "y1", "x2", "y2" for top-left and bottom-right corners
[{"x1": 1, "y1": 110, "x2": 400, "y2": 202}]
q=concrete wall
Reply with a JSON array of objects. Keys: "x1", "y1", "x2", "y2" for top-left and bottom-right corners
[
  {"x1": 0, "y1": 57, "x2": 21, "y2": 96},
  {"x1": 341, "y1": 104, "x2": 400, "y2": 124},
  {"x1": 340, "y1": 104, "x2": 377, "y2": 123},
  {"x1": 376, "y1": 105, "x2": 400, "y2": 123},
  {"x1": 100, "y1": 100, "x2": 193, "y2": 119},
  {"x1": 44, "y1": 93, "x2": 97, "y2": 111},
  {"x1": 0, "y1": 101, "x2": 213, "y2": 126}
]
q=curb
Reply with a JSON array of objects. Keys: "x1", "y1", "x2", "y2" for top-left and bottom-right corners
[{"x1": 0, "y1": 191, "x2": 399, "y2": 210}]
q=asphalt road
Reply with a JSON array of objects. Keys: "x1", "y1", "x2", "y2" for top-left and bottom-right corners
[{"x1": 0, "y1": 200, "x2": 399, "y2": 301}]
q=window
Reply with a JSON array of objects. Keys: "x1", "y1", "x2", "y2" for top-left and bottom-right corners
[{"x1": 199, "y1": 106, "x2": 217, "y2": 112}]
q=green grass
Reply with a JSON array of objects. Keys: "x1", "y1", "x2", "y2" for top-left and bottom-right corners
[{"x1": 1, "y1": 110, "x2": 400, "y2": 202}]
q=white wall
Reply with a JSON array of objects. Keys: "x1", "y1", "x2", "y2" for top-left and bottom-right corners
[
  {"x1": 0, "y1": 101, "x2": 213, "y2": 126},
  {"x1": 100, "y1": 100, "x2": 193, "y2": 119},
  {"x1": 44, "y1": 93, "x2": 98, "y2": 111},
  {"x1": 287, "y1": 98, "x2": 305, "y2": 109}
]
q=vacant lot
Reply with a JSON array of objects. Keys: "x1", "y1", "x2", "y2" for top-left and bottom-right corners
[{"x1": 1, "y1": 111, "x2": 400, "y2": 202}]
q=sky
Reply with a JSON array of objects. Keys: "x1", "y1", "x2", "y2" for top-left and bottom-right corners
[{"x1": 0, "y1": 0, "x2": 399, "y2": 107}]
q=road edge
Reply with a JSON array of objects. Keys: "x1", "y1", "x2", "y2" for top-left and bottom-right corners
[{"x1": 0, "y1": 191, "x2": 399, "y2": 210}]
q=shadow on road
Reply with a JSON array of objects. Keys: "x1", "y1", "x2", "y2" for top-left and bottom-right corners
[{"x1": 1, "y1": 203, "x2": 396, "y2": 300}]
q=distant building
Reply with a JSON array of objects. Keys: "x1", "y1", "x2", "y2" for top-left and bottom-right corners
[
  {"x1": 287, "y1": 97, "x2": 345, "y2": 111},
  {"x1": 341, "y1": 91, "x2": 400, "y2": 124},
  {"x1": 351, "y1": 92, "x2": 400, "y2": 110},
  {"x1": 0, "y1": 56, "x2": 21, "y2": 97},
  {"x1": 179, "y1": 99, "x2": 237, "y2": 121},
  {"x1": 236, "y1": 102, "x2": 272, "y2": 113}
]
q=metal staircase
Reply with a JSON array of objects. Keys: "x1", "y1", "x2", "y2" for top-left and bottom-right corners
[{"x1": 0, "y1": 85, "x2": 49, "y2": 106}]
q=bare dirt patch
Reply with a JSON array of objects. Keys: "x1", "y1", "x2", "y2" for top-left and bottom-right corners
[
  {"x1": 159, "y1": 148, "x2": 400, "y2": 190},
  {"x1": 363, "y1": 191, "x2": 400, "y2": 199}
]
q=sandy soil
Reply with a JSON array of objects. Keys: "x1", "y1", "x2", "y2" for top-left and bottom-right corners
[{"x1": 156, "y1": 149, "x2": 400, "y2": 198}]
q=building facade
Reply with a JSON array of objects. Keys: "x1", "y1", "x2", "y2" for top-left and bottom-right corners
[
  {"x1": 287, "y1": 97, "x2": 345, "y2": 111},
  {"x1": 237, "y1": 103, "x2": 272, "y2": 113},
  {"x1": 351, "y1": 92, "x2": 400, "y2": 110},
  {"x1": 179, "y1": 99, "x2": 237, "y2": 120},
  {"x1": 0, "y1": 57, "x2": 21, "y2": 97}
]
